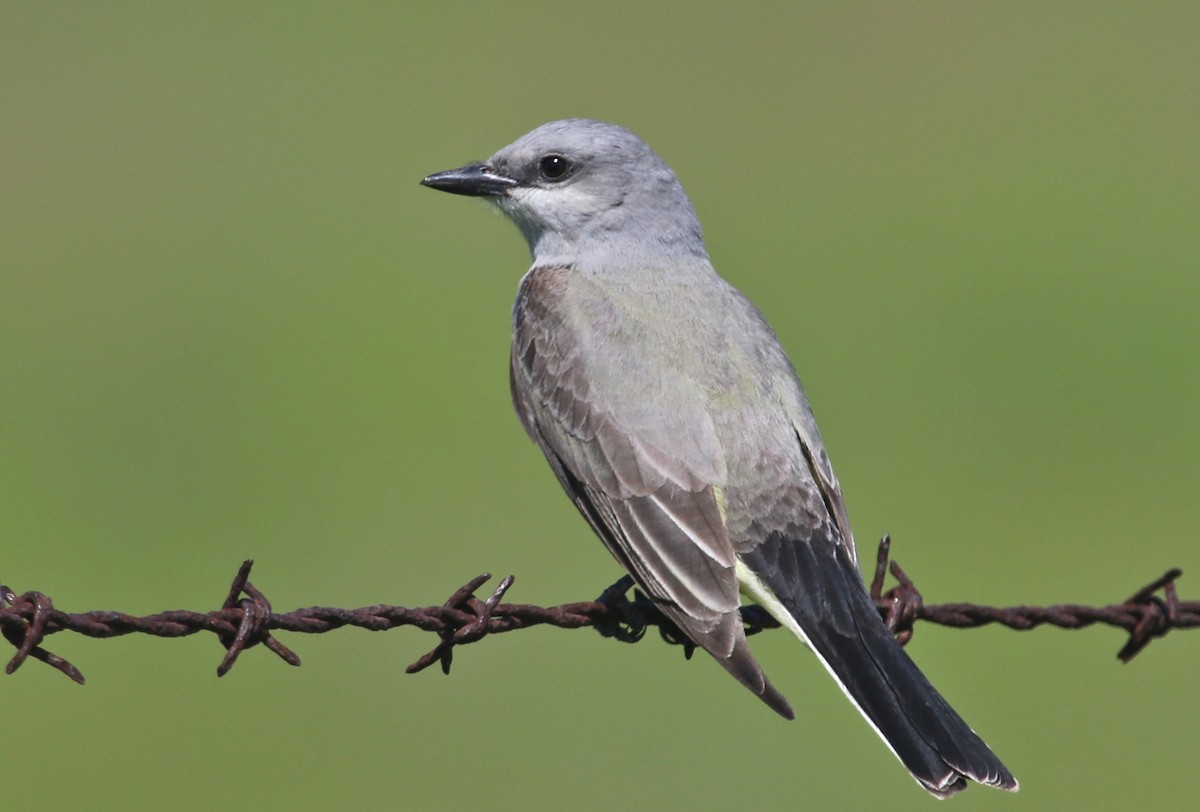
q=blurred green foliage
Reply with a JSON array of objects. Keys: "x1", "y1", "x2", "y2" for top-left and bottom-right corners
[{"x1": 2, "y1": 3, "x2": 1196, "y2": 810}]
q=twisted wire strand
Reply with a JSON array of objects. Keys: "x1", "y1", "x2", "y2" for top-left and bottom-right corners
[{"x1": 2, "y1": 537, "x2": 1193, "y2": 684}]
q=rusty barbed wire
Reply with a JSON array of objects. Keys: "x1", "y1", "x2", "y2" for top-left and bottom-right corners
[{"x1": 1, "y1": 537, "x2": 1194, "y2": 685}]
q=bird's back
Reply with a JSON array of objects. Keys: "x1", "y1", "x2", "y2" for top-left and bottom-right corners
[{"x1": 516, "y1": 261, "x2": 852, "y2": 549}]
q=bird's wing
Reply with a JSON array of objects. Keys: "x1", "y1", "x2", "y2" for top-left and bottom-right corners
[{"x1": 510, "y1": 266, "x2": 792, "y2": 718}]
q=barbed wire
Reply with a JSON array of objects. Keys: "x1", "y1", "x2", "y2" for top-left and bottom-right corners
[{"x1": 1, "y1": 536, "x2": 1193, "y2": 685}]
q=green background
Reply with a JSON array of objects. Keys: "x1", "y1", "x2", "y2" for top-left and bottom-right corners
[{"x1": 3, "y1": 3, "x2": 1196, "y2": 810}]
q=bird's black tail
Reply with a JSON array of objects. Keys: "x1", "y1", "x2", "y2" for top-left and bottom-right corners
[{"x1": 741, "y1": 534, "x2": 1018, "y2": 798}]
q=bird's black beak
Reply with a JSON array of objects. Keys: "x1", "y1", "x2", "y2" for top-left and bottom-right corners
[{"x1": 420, "y1": 162, "x2": 519, "y2": 197}]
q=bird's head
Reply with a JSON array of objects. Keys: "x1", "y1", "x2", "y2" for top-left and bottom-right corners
[{"x1": 422, "y1": 119, "x2": 707, "y2": 268}]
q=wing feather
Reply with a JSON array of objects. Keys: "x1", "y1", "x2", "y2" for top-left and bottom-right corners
[{"x1": 510, "y1": 265, "x2": 792, "y2": 717}]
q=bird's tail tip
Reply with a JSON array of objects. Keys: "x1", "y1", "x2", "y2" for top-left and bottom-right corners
[
  {"x1": 920, "y1": 761, "x2": 1019, "y2": 799},
  {"x1": 760, "y1": 681, "x2": 795, "y2": 720}
]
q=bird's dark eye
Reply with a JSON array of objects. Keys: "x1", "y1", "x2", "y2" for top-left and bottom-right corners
[{"x1": 538, "y1": 154, "x2": 572, "y2": 182}]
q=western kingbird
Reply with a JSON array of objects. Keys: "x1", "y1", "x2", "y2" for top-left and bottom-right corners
[{"x1": 421, "y1": 119, "x2": 1017, "y2": 798}]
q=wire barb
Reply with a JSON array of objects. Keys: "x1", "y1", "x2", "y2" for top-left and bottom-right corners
[
  {"x1": 404, "y1": 573, "x2": 516, "y2": 675},
  {"x1": 215, "y1": 560, "x2": 302, "y2": 677},
  {"x1": 870, "y1": 536, "x2": 924, "y2": 645},
  {"x1": 1116, "y1": 568, "x2": 1184, "y2": 662},
  {"x1": 1, "y1": 585, "x2": 85, "y2": 684},
  {"x1": 1, "y1": 538, "x2": 1194, "y2": 685}
]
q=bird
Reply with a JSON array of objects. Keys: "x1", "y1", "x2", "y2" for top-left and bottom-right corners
[{"x1": 420, "y1": 118, "x2": 1017, "y2": 798}]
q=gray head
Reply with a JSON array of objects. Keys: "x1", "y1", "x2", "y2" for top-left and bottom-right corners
[{"x1": 421, "y1": 119, "x2": 708, "y2": 269}]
